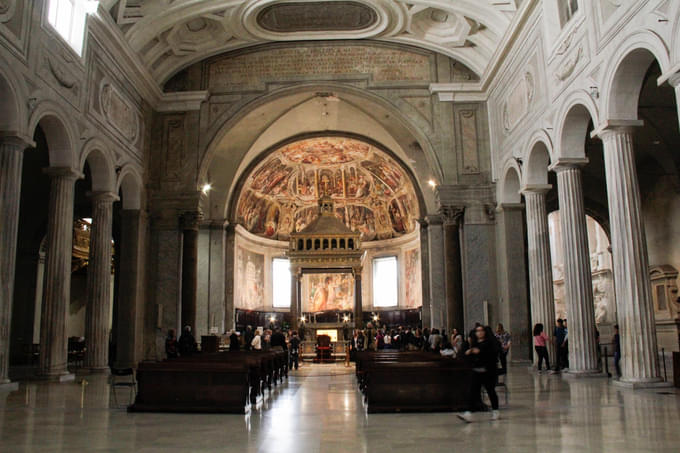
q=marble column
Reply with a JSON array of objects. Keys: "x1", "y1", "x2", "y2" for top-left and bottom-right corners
[
  {"x1": 595, "y1": 123, "x2": 661, "y2": 385},
  {"x1": 84, "y1": 192, "x2": 117, "y2": 372},
  {"x1": 0, "y1": 135, "x2": 30, "y2": 385},
  {"x1": 180, "y1": 211, "x2": 202, "y2": 330},
  {"x1": 224, "y1": 225, "x2": 236, "y2": 332},
  {"x1": 40, "y1": 167, "x2": 82, "y2": 379},
  {"x1": 667, "y1": 73, "x2": 680, "y2": 131},
  {"x1": 552, "y1": 160, "x2": 599, "y2": 374},
  {"x1": 115, "y1": 209, "x2": 141, "y2": 369},
  {"x1": 522, "y1": 185, "x2": 557, "y2": 364},
  {"x1": 354, "y1": 270, "x2": 363, "y2": 329},
  {"x1": 290, "y1": 270, "x2": 299, "y2": 329},
  {"x1": 426, "y1": 215, "x2": 445, "y2": 329},
  {"x1": 418, "y1": 220, "x2": 431, "y2": 329},
  {"x1": 442, "y1": 206, "x2": 465, "y2": 332}
]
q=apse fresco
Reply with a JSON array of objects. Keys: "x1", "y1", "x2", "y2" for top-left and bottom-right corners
[
  {"x1": 303, "y1": 273, "x2": 355, "y2": 313},
  {"x1": 235, "y1": 246, "x2": 265, "y2": 310},
  {"x1": 404, "y1": 248, "x2": 422, "y2": 308},
  {"x1": 236, "y1": 137, "x2": 419, "y2": 241}
]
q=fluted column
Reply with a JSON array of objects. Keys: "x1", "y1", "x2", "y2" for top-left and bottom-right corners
[
  {"x1": 84, "y1": 192, "x2": 118, "y2": 372},
  {"x1": 40, "y1": 167, "x2": 82, "y2": 378},
  {"x1": 522, "y1": 185, "x2": 557, "y2": 364},
  {"x1": 668, "y1": 73, "x2": 680, "y2": 131},
  {"x1": 595, "y1": 123, "x2": 660, "y2": 385},
  {"x1": 354, "y1": 269, "x2": 363, "y2": 329},
  {"x1": 181, "y1": 211, "x2": 202, "y2": 330},
  {"x1": 552, "y1": 160, "x2": 599, "y2": 374},
  {"x1": 0, "y1": 134, "x2": 31, "y2": 385}
]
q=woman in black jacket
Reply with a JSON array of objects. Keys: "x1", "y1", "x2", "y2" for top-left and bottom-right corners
[{"x1": 458, "y1": 325, "x2": 500, "y2": 422}]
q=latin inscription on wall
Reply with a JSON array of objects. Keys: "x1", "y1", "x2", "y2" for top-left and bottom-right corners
[{"x1": 207, "y1": 44, "x2": 433, "y2": 91}]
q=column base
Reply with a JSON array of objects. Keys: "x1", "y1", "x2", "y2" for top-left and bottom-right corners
[
  {"x1": 612, "y1": 377, "x2": 671, "y2": 390},
  {"x1": 562, "y1": 369, "x2": 604, "y2": 379},
  {"x1": 36, "y1": 372, "x2": 75, "y2": 382},
  {"x1": 0, "y1": 381, "x2": 19, "y2": 391},
  {"x1": 82, "y1": 367, "x2": 111, "y2": 375}
]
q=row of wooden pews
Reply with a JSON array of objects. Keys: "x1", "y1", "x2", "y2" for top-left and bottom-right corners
[
  {"x1": 128, "y1": 350, "x2": 289, "y2": 413},
  {"x1": 356, "y1": 351, "x2": 475, "y2": 413}
]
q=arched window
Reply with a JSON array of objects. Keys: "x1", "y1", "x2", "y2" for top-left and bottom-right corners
[
  {"x1": 47, "y1": 0, "x2": 98, "y2": 56},
  {"x1": 306, "y1": 239, "x2": 312, "y2": 250},
  {"x1": 323, "y1": 239, "x2": 329, "y2": 250},
  {"x1": 314, "y1": 239, "x2": 320, "y2": 250},
  {"x1": 373, "y1": 256, "x2": 398, "y2": 307},
  {"x1": 348, "y1": 239, "x2": 354, "y2": 250},
  {"x1": 340, "y1": 239, "x2": 346, "y2": 249},
  {"x1": 298, "y1": 239, "x2": 304, "y2": 250},
  {"x1": 331, "y1": 239, "x2": 337, "y2": 249}
]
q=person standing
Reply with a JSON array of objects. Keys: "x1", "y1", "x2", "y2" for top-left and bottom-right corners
[
  {"x1": 244, "y1": 326, "x2": 254, "y2": 351},
  {"x1": 251, "y1": 330, "x2": 262, "y2": 351},
  {"x1": 495, "y1": 323, "x2": 512, "y2": 375},
  {"x1": 458, "y1": 325, "x2": 500, "y2": 422},
  {"x1": 165, "y1": 329, "x2": 178, "y2": 359},
  {"x1": 613, "y1": 324, "x2": 621, "y2": 378},
  {"x1": 289, "y1": 331, "x2": 301, "y2": 370},
  {"x1": 554, "y1": 319, "x2": 567, "y2": 371},
  {"x1": 229, "y1": 330, "x2": 240, "y2": 352},
  {"x1": 533, "y1": 323, "x2": 550, "y2": 373},
  {"x1": 178, "y1": 325, "x2": 197, "y2": 356}
]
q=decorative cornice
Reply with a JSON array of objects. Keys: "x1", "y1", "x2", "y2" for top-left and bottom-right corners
[
  {"x1": 43, "y1": 167, "x2": 84, "y2": 180},
  {"x1": 156, "y1": 91, "x2": 210, "y2": 113},
  {"x1": 520, "y1": 184, "x2": 552, "y2": 194},
  {"x1": 87, "y1": 191, "x2": 120, "y2": 203},
  {"x1": 180, "y1": 210, "x2": 204, "y2": 230},
  {"x1": 590, "y1": 119, "x2": 644, "y2": 139},
  {"x1": 549, "y1": 157, "x2": 589, "y2": 172},
  {"x1": 0, "y1": 131, "x2": 35, "y2": 149}
]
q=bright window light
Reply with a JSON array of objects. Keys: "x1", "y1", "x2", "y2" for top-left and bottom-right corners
[
  {"x1": 47, "y1": 0, "x2": 98, "y2": 56},
  {"x1": 272, "y1": 258, "x2": 291, "y2": 308},
  {"x1": 373, "y1": 256, "x2": 398, "y2": 307}
]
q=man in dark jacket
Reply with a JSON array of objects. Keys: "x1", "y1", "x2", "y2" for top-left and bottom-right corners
[{"x1": 270, "y1": 329, "x2": 286, "y2": 351}]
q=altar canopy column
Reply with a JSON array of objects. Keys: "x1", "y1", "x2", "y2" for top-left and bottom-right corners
[
  {"x1": 552, "y1": 160, "x2": 599, "y2": 374},
  {"x1": 354, "y1": 269, "x2": 363, "y2": 329},
  {"x1": 595, "y1": 123, "x2": 661, "y2": 385},
  {"x1": 40, "y1": 167, "x2": 82, "y2": 378},
  {"x1": 115, "y1": 209, "x2": 142, "y2": 369},
  {"x1": 181, "y1": 211, "x2": 202, "y2": 330},
  {"x1": 0, "y1": 135, "x2": 31, "y2": 385},
  {"x1": 522, "y1": 186, "x2": 557, "y2": 364},
  {"x1": 442, "y1": 207, "x2": 465, "y2": 332},
  {"x1": 426, "y1": 215, "x2": 445, "y2": 329},
  {"x1": 84, "y1": 192, "x2": 117, "y2": 372}
]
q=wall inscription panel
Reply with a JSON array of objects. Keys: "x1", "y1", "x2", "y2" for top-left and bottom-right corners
[{"x1": 207, "y1": 43, "x2": 433, "y2": 91}]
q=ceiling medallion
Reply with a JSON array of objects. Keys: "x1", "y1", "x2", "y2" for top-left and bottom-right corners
[{"x1": 256, "y1": 1, "x2": 378, "y2": 33}]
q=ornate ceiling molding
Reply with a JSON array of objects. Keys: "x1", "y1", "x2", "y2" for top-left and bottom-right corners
[{"x1": 104, "y1": 0, "x2": 518, "y2": 85}]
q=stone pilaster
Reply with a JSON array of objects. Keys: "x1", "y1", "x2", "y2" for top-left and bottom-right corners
[
  {"x1": 441, "y1": 206, "x2": 465, "y2": 332},
  {"x1": 552, "y1": 160, "x2": 599, "y2": 374},
  {"x1": 290, "y1": 268, "x2": 299, "y2": 329},
  {"x1": 354, "y1": 269, "x2": 363, "y2": 329},
  {"x1": 522, "y1": 185, "x2": 557, "y2": 364},
  {"x1": 40, "y1": 167, "x2": 82, "y2": 379},
  {"x1": 594, "y1": 123, "x2": 661, "y2": 385},
  {"x1": 667, "y1": 73, "x2": 680, "y2": 132},
  {"x1": 84, "y1": 192, "x2": 118, "y2": 372},
  {"x1": 115, "y1": 209, "x2": 142, "y2": 370},
  {"x1": 425, "y1": 215, "x2": 445, "y2": 329},
  {"x1": 0, "y1": 134, "x2": 32, "y2": 385},
  {"x1": 180, "y1": 210, "x2": 202, "y2": 330}
]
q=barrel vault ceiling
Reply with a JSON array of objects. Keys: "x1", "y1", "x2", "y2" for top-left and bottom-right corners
[{"x1": 100, "y1": 0, "x2": 522, "y2": 85}]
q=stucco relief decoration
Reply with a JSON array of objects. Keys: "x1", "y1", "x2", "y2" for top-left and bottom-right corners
[
  {"x1": 236, "y1": 137, "x2": 419, "y2": 242},
  {"x1": 502, "y1": 70, "x2": 535, "y2": 133},
  {"x1": 554, "y1": 46, "x2": 583, "y2": 82},
  {"x1": 46, "y1": 56, "x2": 77, "y2": 90},
  {"x1": 0, "y1": 0, "x2": 15, "y2": 21},
  {"x1": 100, "y1": 82, "x2": 139, "y2": 143},
  {"x1": 256, "y1": 1, "x2": 378, "y2": 32}
]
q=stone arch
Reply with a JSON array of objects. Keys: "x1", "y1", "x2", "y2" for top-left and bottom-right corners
[
  {"x1": 499, "y1": 162, "x2": 521, "y2": 204},
  {"x1": 523, "y1": 130, "x2": 554, "y2": 187},
  {"x1": 199, "y1": 83, "x2": 442, "y2": 219},
  {"x1": 0, "y1": 54, "x2": 28, "y2": 135},
  {"x1": 672, "y1": 6, "x2": 680, "y2": 62},
  {"x1": 80, "y1": 138, "x2": 116, "y2": 192},
  {"x1": 116, "y1": 165, "x2": 143, "y2": 210},
  {"x1": 601, "y1": 31, "x2": 671, "y2": 122},
  {"x1": 555, "y1": 92, "x2": 599, "y2": 160},
  {"x1": 27, "y1": 101, "x2": 78, "y2": 168}
]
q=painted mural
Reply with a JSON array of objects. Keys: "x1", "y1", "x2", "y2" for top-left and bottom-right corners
[
  {"x1": 404, "y1": 248, "x2": 422, "y2": 308},
  {"x1": 235, "y1": 246, "x2": 265, "y2": 310},
  {"x1": 302, "y1": 273, "x2": 355, "y2": 312},
  {"x1": 236, "y1": 137, "x2": 419, "y2": 241}
]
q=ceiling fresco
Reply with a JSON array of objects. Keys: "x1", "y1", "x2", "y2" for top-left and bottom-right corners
[{"x1": 236, "y1": 137, "x2": 419, "y2": 241}]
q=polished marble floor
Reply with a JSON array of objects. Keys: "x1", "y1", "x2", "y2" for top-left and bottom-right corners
[{"x1": 1, "y1": 363, "x2": 679, "y2": 453}]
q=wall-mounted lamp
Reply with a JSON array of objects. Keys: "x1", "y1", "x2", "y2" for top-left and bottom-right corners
[
  {"x1": 428, "y1": 179, "x2": 437, "y2": 189},
  {"x1": 201, "y1": 183, "x2": 212, "y2": 194}
]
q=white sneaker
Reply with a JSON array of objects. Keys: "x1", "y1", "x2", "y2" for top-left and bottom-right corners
[
  {"x1": 457, "y1": 411, "x2": 473, "y2": 423},
  {"x1": 491, "y1": 410, "x2": 500, "y2": 421}
]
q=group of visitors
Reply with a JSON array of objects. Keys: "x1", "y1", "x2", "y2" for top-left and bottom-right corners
[
  {"x1": 532, "y1": 318, "x2": 570, "y2": 374},
  {"x1": 164, "y1": 326, "x2": 198, "y2": 358}
]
